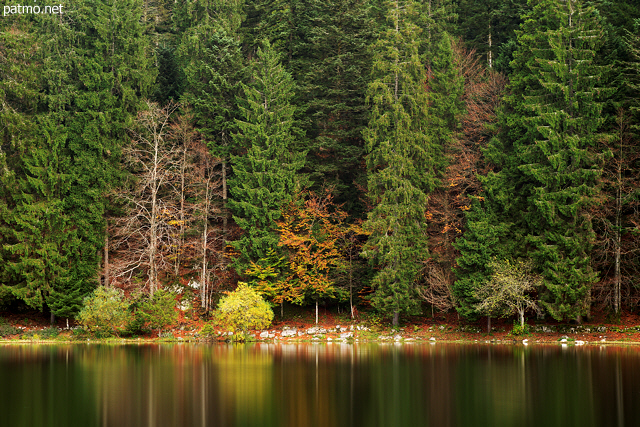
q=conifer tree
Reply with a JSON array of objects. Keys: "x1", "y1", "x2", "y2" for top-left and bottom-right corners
[
  {"x1": 362, "y1": 0, "x2": 434, "y2": 326},
  {"x1": 300, "y1": 0, "x2": 375, "y2": 212},
  {"x1": 60, "y1": 0, "x2": 154, "y2": 299},
  {"x1": 468, "y1": 0, "x2": 610, "y2": 321},
  {"x1": 1, "y1": 119, "x2": 84, "y2": 317},
  {"x1": 178, "y1": 0, "x2": 246, "y2": 240},
  {"x1": 228, "y1": 41, "x2": 306, "y2": 273}
]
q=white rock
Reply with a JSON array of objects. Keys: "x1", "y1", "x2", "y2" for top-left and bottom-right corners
[{"x1": 281, "y1": 328, "x2": 297, "y2": 337}]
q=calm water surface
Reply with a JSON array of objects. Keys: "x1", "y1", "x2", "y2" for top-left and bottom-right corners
[{"x1": 0, "y1": 342, "x2": 638, "y2": 427}]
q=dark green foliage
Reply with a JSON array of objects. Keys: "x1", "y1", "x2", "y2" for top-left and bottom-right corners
[
  {"x1": 77, "y1": 287, "x2": 132, "y2": 337},
  {"x1": 137, "y1": 288, "x2": 178, "y2": 333},
  {"x1": 1, "y1": 118, "x2": 83, "y2": 317},
  {"x1": 179, "y1": 26, "x2": 245, "y2": 160},
  {"x1": 291, "y1": 0, "x2": 374, "y2": 212},
  {"x1": 362, "y1": 0, "x2": 433, "y2": 326},
  {"x1": 453, "y1": 199, "x2": 516, "y2": 320},
  {"x1": 425, "y1": 31, "x2": 464, "y2": 173},
  {"x1": 153, "y1": 46, "x2": 183, "y2": 104},
  {"x1": 487, "y1": 0, "x2": 609, "y2": 321},
  {"x1": 456, "y1": 0, "x2": 528, "y2": 71},
  {"x1": 228, "y1": 41, "x2": 306, "y2": 272}
]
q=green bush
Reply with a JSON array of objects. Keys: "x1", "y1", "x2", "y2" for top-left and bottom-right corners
[
  {"x1": 21, "y1": 327, "x2": 59, "y2": 340},
  {"x1": 510, "y1": 321, "x2": 530, "y2": 336},
  {"x1": 77, "y1": 287, "x2": 131, "y2": 337},
  {"x1": 214, "y1": 282, "x2": 274, "y2": 333},
  {"x1": 0, "y1": 318, "x2": 19, "y2": 337},
  {"x1": 137, "y1": 288, "x2": 178, "y2": 334}
]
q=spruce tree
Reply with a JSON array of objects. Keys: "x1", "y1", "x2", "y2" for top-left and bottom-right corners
[
  {"x1": 178, "y1": 0, "x2": 246, "y2": 240},
  {"x1": 2, "y1": 119, "x2": 82, "y2": 316},
  {"x1": 228, "y1": 41, "x2": 306, "y2": 273},
  {"x1": 299, "y1": 0, "x2": 375, "y2": 213},
  {"x1": 61, "y1": 0, "x2": 153, "y2": 302},
  {"x1": 362, "y1": 0, "x2": 434, "y2": 326},
  {"x1": 476, "y1": 0, "x2": 609, "y2": 321}
]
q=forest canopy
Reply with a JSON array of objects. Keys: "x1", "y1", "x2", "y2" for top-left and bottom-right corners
[{"x1": 0, "y1": 0, "x2": 639, "y2": 327}]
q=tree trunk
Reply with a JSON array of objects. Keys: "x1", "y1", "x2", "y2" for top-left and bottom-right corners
[
  {"x1": 149, "y1": 126, "x2": 160, "y2": 297},
  {"x1": 222, "y1": 159, "x2": 228, "y2": 238},
  {"x1": 316, "y1": 300, "x2": 319, "y2": 325},
  {"x1": 487, "y1": 316, "x2": 491, "y2": 334},
  {"x1": 201, "y1": 178, "x2": 210, "y2": 310},
  {"x1": 519, "y1": 311, "x2": 525, "y2": 329},
  {"x1": 392, "y1": 311, "x2": 399, "y2": 327},
  {"x1": 176, "y1": 145, "x2": 188, "y2": 277},
  {"x1": 50, "y1": 312, "x2": 56, "y2": 326},
  {"x1": 104, "y1": 233, "x2": 109, "y2": 287},
  {"x1": 614, "y1": 148, "x2": 622, "y2": 315},
  {"x1": 488, "y1": 24, "x2": 492, "y2": 68},
  {"x1": 349, "y1": 257, "x2": 354, "y2": 319}
]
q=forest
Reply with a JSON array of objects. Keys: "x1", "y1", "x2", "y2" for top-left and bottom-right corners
[{"x1": 1, "y1": 0, "x2": 640, "y2": 329}]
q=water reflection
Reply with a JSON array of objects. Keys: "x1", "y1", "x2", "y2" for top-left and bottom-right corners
[{"x1": 0, "y1": 343, "x2": 639, "y2": 427}]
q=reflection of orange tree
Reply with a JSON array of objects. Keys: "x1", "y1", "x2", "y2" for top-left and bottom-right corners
[{"x1": 276, "y1": 192, "x2": 349, "y2": 324}]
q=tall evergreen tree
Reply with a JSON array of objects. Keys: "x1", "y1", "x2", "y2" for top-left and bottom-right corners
[
  {"x1": 178, "y1": 0, "x2": 246, "y2": 240},
  {"x1": 362, "y1": 0, "x2": 435, "y2": 326},
  {"x1": 299, "y1": 0, "x2": 375, "y2": 213},
  {"x1": 228, "y1": 41, "x2": 306, "y2": 273},
  {"x1": 464, "y1": 0, "x2": 610, "y2": 322},
  {"x1": 62, "y1": 0, "x2": 154, "y2": 301},
  {"x1": 2, "y1": 119, "x2": 84, "y2": 317}
]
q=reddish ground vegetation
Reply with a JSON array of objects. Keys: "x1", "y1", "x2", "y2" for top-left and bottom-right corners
[{"x1": 1, "y1": 306, "x2": 640, "y2": 344}]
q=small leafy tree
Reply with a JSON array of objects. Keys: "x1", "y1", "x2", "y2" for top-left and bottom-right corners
[
  {"x1": 277, "y1": 192, "x2": 348, "y2": 324},
  {"x1": 214, "y1": 282, "x2": 274, "y2": 334},
  {"x1": 244, "y1": 248, "x2": 289, "y2": 318},
  {"x1": 137, "y1": 288, "x2": 178, "y2": 334},
  {"x1": 474, "y1": 259, "x2": 542, "y2": 329},
  {"x1": 77, "y1": 287, "x2": 131, "y2": 337}
]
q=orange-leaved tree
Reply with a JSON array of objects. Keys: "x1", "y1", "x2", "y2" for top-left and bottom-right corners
[{"x1": 276, "y1": 192, "x2": 349, "y2": 324}]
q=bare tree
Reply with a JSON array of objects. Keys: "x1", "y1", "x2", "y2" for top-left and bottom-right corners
[
  {"x1": 110, "y1": 101, "x2": 180, "y2": 296},
  {"x1": 187, "y1": 135, "x2": 225, "y2": 311},
  {"x1": 592, "y1": 109, "x2": 640, "y2": 314},
  {"x1": 417, "y1": 261, "x2": 455, "y2": 315}
]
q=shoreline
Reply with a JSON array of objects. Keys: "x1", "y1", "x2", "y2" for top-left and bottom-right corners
[{"x1": 3, "y1": 326, "x2": 640, "y2": 347}]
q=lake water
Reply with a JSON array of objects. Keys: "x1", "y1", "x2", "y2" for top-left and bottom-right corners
[{"x1": 0, "y1": 342, "x2": 638, "y2": 427}]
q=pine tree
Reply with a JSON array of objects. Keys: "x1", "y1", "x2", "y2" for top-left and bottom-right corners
[
  {"x1": 299, "y1": 0, "x2": 375, "y2": 213},
  {"x1": 178, "y1": 0, "x2": 246, "y2": 241},
  {"x1": 486, "y1": 0, "x2": 609, "y2": 321},
  {"x1": 361, "y1": 0, "x2": 434, "y2": 326},
  {"x1": 228, "y1": 41, "x2": 306, "y2": 273},
  {"x1": 2, "y1": 119, "x2": 83, "y2": 317},
  {"x1": 63, "y1": 0, "x2": 154, "y2": 295}
]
